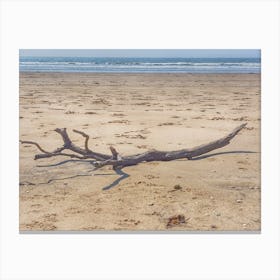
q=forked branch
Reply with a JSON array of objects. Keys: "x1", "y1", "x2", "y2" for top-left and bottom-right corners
[{"x1": 20, "y1": 123, "x2": 247, "y2": 169}]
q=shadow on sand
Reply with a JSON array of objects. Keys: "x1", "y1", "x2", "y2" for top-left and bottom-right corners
[
  {"x1": 30, "y1": 150, "x2": 256, "y2": 189},
  {"x1": 190, "y1": 150, "x2": 257, "y2": 160},
  {"x1": 102, "y1": 168, "x2": 130, "y2": 191}
]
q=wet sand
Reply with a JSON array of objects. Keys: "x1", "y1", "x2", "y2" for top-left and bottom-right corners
[{"x1": 19, "y1": 73, "x2": 261, "y2": 231}]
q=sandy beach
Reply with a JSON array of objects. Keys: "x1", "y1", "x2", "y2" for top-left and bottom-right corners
[{"x1": 19, "y1": 72, "x2": 261, "y2": 231}]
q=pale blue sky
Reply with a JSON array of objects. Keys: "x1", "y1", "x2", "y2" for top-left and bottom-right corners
[{"x1": 19, "y1": 49, "x2": 260, "y2": 58}]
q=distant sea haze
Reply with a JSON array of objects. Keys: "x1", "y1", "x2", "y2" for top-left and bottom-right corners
[{"x1": 19, "y1": 56, "x2": 261, "y2": 74}]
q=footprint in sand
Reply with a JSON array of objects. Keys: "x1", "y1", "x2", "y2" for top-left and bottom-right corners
[
  {"x1": 43, "y1": 213, "x2": 58, "y2": 223},
  {"x1": 22, "y1": 218, "x2": 57, "y2": 230},
  {"x1": 31, "y1": 203, "x2": 42, "y2": 208},
  {"x1": 158, "y1": 122, "x2": 175, "y2": 126},
  {"x1": 111, "y1": 113, "x2": 126, "y2": 117},
  {"x1": 238, "y1": 167, "x2": 248, "y2": 171},
  {"x1": 85, "y1": 111, "x2": 97, "y2": 115},
  {"x1": 108, "y1": 120, "x2": 130, "y2": 124}
]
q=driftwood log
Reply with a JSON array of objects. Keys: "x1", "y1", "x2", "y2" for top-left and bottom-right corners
[{"x1": 20, "y1": 123, "x2": 247, "y2": 170}]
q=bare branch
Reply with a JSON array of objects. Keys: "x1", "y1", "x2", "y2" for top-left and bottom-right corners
[
  {"x1": 73, "y1": 129, "x2": 90, "y2": 151},
  {"x1": 21, "y1": 128, "x2": 110, "y2": 161},
  {"x1": 52, "y1": 127, "x2": 110, "y2": 160},
  {"x1": 110, "y1": 146, "x2": 119, "y2": 160},
  {"x1": 34, "y1": 152, "x2": 88, "y2": 160},
  {"x1": 91, "y1": 123, "x2": 247, "y2": 168},
  {"x1": 54, "y1": 128, "x2": 72, "y2": 147},
  {"x1": 20, "y1": 140, "x2": 51, "y2": 154},
  {"x1": 21, "y1": 123, "x2": 247, "y2": 168}
]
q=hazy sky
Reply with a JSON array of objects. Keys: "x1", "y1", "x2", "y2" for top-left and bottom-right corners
[{"x1": 19, "y1": 49, "x2": 260, "y2": 58}]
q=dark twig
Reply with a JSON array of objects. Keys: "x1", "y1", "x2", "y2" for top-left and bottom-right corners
[
  {"x1": 73, "y1": 129, "x2": 90, "y2": 151},
  {"x1": 20, "y1": 140, "x2": 51, "y2": 154}
]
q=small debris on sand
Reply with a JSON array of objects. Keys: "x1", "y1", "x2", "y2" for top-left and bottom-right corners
[
  {"x1": 166, "y1": 214, "x2": 186, "y2": 228},
  {"x1": 174, "y1": 184, "x2": 182, "y2": 190}
]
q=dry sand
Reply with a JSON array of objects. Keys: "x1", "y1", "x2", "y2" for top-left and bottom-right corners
[{"x1": 19, "y1": 73, "x2": 261, "y2": 231}]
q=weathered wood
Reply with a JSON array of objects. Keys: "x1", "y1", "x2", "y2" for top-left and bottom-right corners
[{"x1": 20, "y1": 123, "x2": 247, "y2": 169}]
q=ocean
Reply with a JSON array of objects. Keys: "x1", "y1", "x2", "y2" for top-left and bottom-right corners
[{"x1": 19, "y1": 56, "x2": 261, "y2": 74}]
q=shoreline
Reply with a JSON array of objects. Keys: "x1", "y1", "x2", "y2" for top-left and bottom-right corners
[{"x1": 20, "y1": 71, "x2": 260, "y2": 75}]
